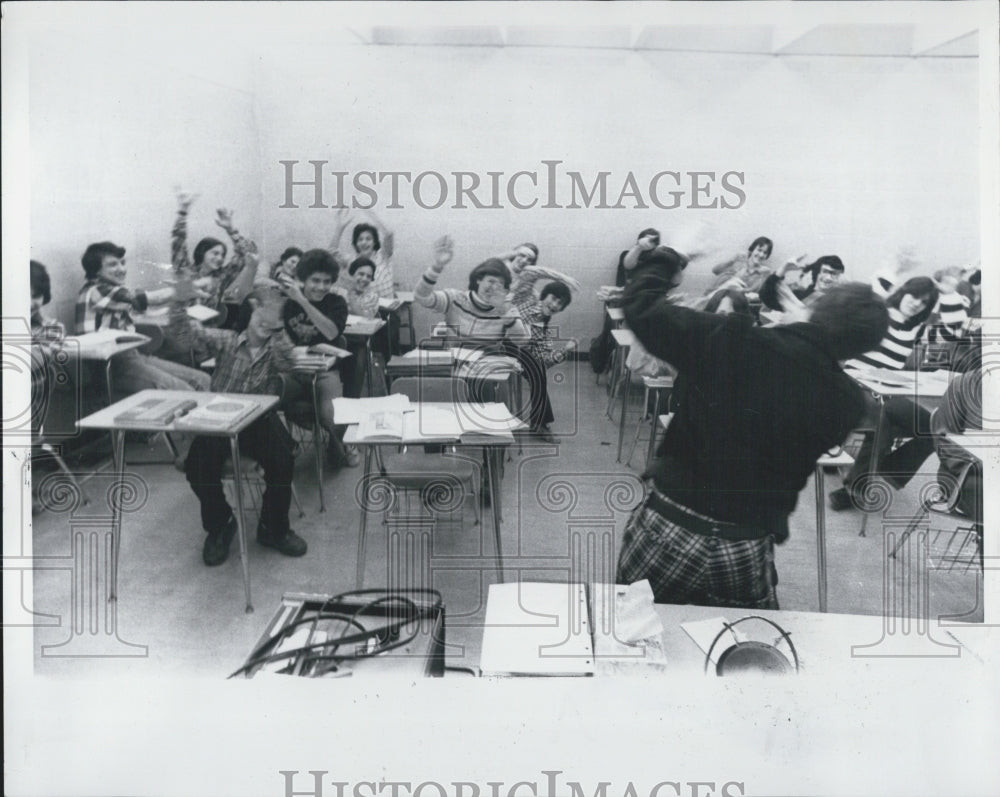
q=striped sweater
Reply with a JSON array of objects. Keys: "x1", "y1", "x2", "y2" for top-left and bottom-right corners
[{"x1": 846, "y1": 293, "x2": 967, "y2": 370}]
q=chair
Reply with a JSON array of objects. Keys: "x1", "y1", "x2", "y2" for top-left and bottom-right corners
[
  {"x1": 30, "y1": 350, "x2": 92, "y2": 511},
  {"x1": 625, "y1": 375, "x2": 674, "y2": 468},
  {"x1": 277, "y1": 371, "x2": 328, "y2": 512},
  {"x1": 377, "y1": 376, "x2": 481, "y2": 526},
  {"x1": 888, "y1": 458, "x2": 982, "y2": 571}
]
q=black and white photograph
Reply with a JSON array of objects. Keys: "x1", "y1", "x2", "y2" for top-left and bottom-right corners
[{"x1": 3, "y1": 2, "x2": 998, "y2": 795}]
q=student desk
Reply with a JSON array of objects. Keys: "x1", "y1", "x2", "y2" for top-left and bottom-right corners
[
  {"x1": 77, "y1": 388, "x2": 279, "y2": 613},
  {"x1": 606, "y1": 306, "x2": 625, "y2": 327},
  {"x1": 845, "y1": 368, "x2": 954, "y2": 536},
  {"x1": 606, "y1": 328, "x2": 636, "y2": 461},
  {"x1": 386, "y1": 349, "x2": 524, "y2": 414},
  {"x1": 344, "y1": 316, "x2": 387, "y2": 396},
  {"x1": 63, "y1": 332, "x2": 151, "y2": 405},
  {"x1": 344, "y1": 402, "x2": 522, "y2": 589}
]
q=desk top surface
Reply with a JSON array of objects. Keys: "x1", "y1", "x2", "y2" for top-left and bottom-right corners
[
  {"x1": 846, "y1": 367, "x2": 955, "y2": 398},
  {"x1": 77, "y1": 389, "x2": 278, "y2": 434},
  {"x1": 611, "y1": 328, "x2": 636, "y2": 346},
  {"x1": 343, "y1": 401, "x2": 521, "y2": 445},
  {"x1": 63, "y1": 332, "x2": 150, "y2": 360},
  {"x1": 607, "y1": 306, "x2": 625, "y2": 321}
]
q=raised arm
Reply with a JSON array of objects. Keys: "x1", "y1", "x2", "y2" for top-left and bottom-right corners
[
  {"x1": 171, "y1": 189, "x2": 199, "y2": 272},
  {"x1": 623, "y1": 233, "x2": 659, "y2": 271},
  {"x1": 165, "y1": 275, "x2": 232, "y2": 358},
  {"x1": 279, "y1": 279, "x2": 342, "y2": 341},
  {"x1": 328, "y1": 206, "x2": 352, "y2": 255},
  {"x1": 414, "y1": 235, "x2": 454, "y2": 312},
  {"x1": 215, "y1": 208, "x2": 260, "y2": 304},
  {"x1": 623, "y1": 267, "x2": 729, "y2": 376}
]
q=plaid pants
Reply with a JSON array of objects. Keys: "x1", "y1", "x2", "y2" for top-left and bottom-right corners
[{"x1": 616, "y1": 487, "x2": 779, "y2": 610}]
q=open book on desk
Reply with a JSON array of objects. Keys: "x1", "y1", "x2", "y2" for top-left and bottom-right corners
[
  {"x1": 355, "y1": 405, "x2": 463, "y2": 442},
  {"x1": 332, "y1": 394, "x2": 411, "y2": 426},
  {"x1": 453, "y1": 402, "x2": 524, "y2": 435},
  {"x1": 114, "y1": 396, "x2": 198, "y2": 428},
  {"x1": 378, "y1": 297, "x2": 403, "y2": 312},
  {"x1": 174, "y1": 397, "x2": 259, "y2": 431}
]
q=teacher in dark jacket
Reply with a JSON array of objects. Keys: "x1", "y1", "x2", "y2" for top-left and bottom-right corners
[{"x1": 616, "y1": 252, "x2": 888, "y2": 609}]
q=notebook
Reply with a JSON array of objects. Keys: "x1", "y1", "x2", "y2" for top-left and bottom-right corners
[
  {"x1": 479, "y1": 583, "x2": 594, "y2": 677},
  {"x1": 114, "y1": 397, "x2": 198, "y2": 428},
  {"x1": 174, "y1": 397, "x2": 259, "y2": 430},
  {"x1": 332, "y1": 395, "x2": 411, "y2": 426}
]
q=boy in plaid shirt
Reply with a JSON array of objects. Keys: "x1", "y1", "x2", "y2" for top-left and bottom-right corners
[
  {"x1": 510, "y1": 267, "x2": 579, "y2": 440},
  {"x1": 75, "y1": 241, "x2": 210, "y2": 395},
  {"x1": 168, "y1": 279, "x2": 305, "y2": 566}
]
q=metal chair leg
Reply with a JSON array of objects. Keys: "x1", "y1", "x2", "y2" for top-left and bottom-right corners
[{"x1": 625, "y1": 385, "x2": 651, "y2": 467}]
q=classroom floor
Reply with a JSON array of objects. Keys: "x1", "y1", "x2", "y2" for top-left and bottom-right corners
[{"x1": 29, "y1": 358, "x2": 983, "y2": 677}]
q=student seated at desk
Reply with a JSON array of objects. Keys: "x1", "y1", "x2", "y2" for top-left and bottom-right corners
[
  {"x1": 510, "y1": 269, "x2": 579, "y2": 440},
  {"x1": 75, "y1": 241, "x2": 210, "y2": 395},
  {"x1": 706, "y1": 235, "x2": 774, "y2": 294},
  {"x1": 167, "y1": 280, "x2": 306, "y2": 565},
  {"x1": 171, "y1": 190, "x2": 260, "y2": 328},
  {"x1": 275, "y1": 249, "x2": 359, "y2": 468},
  {"x1": 831, "y1": 277, "x2": 968, "y2": 510},
  {"x1": 30, "y1": 260, "x2": 66, "y2": 430},
  {"x1": 414, "y1": 236, "x2": 530, "y2": 343},
  {"x1": 269, "y1": 247, "x2": 302, "y2": 281}
]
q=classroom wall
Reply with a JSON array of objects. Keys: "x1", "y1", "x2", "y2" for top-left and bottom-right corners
[
  {"x1": 254, "y1": 45, "x2": 980, "y2": 343},
  {"x1": 27, "y1": 30, "x2": 262, "y2": 329},
  {"x1": 27, "y1": 39, "x2": 979, "y2": 343}
]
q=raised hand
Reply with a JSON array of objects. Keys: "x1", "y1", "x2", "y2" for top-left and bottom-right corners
[
  {"x1": 433, "y1": 235, "x2": 454, "y2": 269},
  {"x1": 175, "y1": 187, "x2": 199, "y2": 211},
  {"x1": 215, "y1": 208, "x2": 236, "y2": 232}
]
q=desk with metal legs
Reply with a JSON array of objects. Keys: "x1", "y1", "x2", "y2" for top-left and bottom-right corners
[
  {"x1": 77, "y1": 389, "x2": 279, "y2": 613},
  {"x1": 345, "y1": 403, "x2": 520, "y2": 589}
]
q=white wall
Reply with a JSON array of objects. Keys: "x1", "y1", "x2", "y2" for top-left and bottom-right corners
[
  {"x1": 28, "y1": 29, "x2": 262, "y2": 328},
  {"x1": 27, "y1": 37, "x2": 980, "y2": 341}
]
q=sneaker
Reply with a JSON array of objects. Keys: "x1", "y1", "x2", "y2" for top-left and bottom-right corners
[
  {"x1": 202, "y1": 516, "x2": 237, "y2": 566},
  {"x1": 343, "y1": 445, "x2": 361, "y2": 468},
  {"x1": 828, "y1": 487, "x2": 854, "y2": 512},
  {"x1": 256, "y1": 523, "x2": 308, "y2": 557}
]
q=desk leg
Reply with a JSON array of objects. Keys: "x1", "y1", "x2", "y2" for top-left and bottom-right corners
[
  {"x1": 485, "y1": 447, "x2": 504, "y2": 583},
  {"x1": 105, "y1": 358, "x2": 115, "y2": 406},
  {"x1": 356, "y1": 445, "x2": 374, "y2": 589},
  {"x1": 364, "y1": 339, "x2": 378, "y2": 397},
  {"x1": 605, "y1": 345, "x2": 619, "y2": 417},
  {"x1": 229, "y1": 436, "x2": 254, "y2": 614},
  {"x1": 645, "y1": 388, "x2": 662, "y2": 468},
  {"x1": 860, "y1": 396, "x2": 886, "y2": 537},
  {"x1": 403, "y1": 304, "x2": 415, "y2": 350},
  {"x1": 814, "y1": 464, "x2": 829, "y2": 613},
  {"x1": 616, "y1": 365, "x2": 632, "y2": 463},
  {"x1": 108, "y1": 429, "x2": 126, "y2": 603}
]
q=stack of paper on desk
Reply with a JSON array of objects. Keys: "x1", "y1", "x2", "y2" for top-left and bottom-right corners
[{"x1": 480, "y1": 583, "x2": 594, "y2": 677}]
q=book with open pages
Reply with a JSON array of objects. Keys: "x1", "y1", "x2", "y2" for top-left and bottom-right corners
[
  {"x1": 114, "y1": 397, "x2": 198, "y2": 428},
  {"x1": 173, "y1": 397, "x2": 259, "y2": 431}
]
